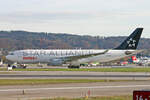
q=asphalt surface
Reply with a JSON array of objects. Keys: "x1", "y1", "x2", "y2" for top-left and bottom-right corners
[
  {"x1": 0, "y1": 74, "x2": 150, "y2": 78},
  {"x1": 0, "y1": 71, "x2": 150, "y2": 80},
  {"x1": 0, "y1": 81, "x2": 150, "y2": 100},
  {"x1": 0, "y1": 71, "x2": 150, "y2": 99}
]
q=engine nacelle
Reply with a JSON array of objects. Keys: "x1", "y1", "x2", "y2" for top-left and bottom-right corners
[{"x1": 47, "y1": 59, "x2": 63, "y2": 66}]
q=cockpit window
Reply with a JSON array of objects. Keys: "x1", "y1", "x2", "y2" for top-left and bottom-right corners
[{"x1": 9, "y1": 52, "x2": 14, "y2": 55}]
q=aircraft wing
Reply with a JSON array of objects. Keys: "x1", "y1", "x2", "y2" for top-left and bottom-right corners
[{"x1": 64, "y1": 49, "x2": 109, "y2": 62}]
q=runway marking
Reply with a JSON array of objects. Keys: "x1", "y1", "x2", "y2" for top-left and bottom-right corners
[
  {"x1": 0, "y1": 85, "x2": 150, "y2": 92},
  {"x1": 0, "y1": 74, "x2": 150, "y2": 78}
]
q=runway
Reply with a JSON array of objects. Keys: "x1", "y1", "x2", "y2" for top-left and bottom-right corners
[
  {"x1": 0, "y1": 74, "x2": 150, "y2": 78},
  {"x1": 0, "y1": 81, "x2": 150, "y2": 100},
  {"x1": 0, "y1": 71, "x2": 150, "y2": 99},
  {"x1": 0, "y1": 71, "x2": 150, "y2": 80}
]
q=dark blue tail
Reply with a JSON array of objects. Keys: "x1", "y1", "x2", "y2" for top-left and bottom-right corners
[{"x1": 115, "y1": 28, "x2": 143, "y2": 50}]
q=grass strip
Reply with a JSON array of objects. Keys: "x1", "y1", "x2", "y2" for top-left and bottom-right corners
[
  {"x1": 38, "y1": 95, "x2": 132, "y2": 100},
  {"x1": 0, "y1": 79, "x2": 136, "y2": 85},
  {"x1": 6, "y1": 67, "x2": 150, "y2": 72}
]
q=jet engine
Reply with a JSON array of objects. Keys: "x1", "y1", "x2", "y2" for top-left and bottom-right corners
[{"x1": 47, "y1": 59, "x2": 63, "y2": 66}]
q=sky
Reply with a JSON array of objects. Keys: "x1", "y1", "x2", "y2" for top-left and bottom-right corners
[{"x1": 0, "y1": 0, "x2": 150, "y2": 37}]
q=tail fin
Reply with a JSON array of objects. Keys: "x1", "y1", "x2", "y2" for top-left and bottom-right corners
[{"x1": 115, "y1": 28, "x2": 143, "y2": 50}]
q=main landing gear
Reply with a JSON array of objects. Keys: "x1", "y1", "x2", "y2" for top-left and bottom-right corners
[{"x1": 68, "y1": 65, "x2": 80, "y2": 69}]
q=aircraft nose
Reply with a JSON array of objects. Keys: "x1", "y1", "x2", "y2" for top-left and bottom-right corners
[
  {"x1": 6, "y1": 55, "x2": 10, "y2": 60},
  {"x1": 6, "y1": 55, "x2": 14, "y2": 61}
]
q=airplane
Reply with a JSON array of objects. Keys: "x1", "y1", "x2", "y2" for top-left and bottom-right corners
[{"x1": 6, "y1": 28, "x2": 144, "y2": 68}]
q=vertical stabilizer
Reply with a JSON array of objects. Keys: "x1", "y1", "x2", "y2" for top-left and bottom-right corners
[{"x1": 115, "y1": 28, "x2": 143, "y2": 50}]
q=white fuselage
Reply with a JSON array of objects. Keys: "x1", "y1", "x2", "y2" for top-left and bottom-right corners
[
  {"x1": 5, "y1": 28, "x2": 143, "y2": 66},
  {"x1": 6, "y1": 49, "x2": 135, "y2": 65}
]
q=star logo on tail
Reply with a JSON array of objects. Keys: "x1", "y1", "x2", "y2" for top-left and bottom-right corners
[{"x1": 127, "y1": 38, "x2": 136, "y2": 47}]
